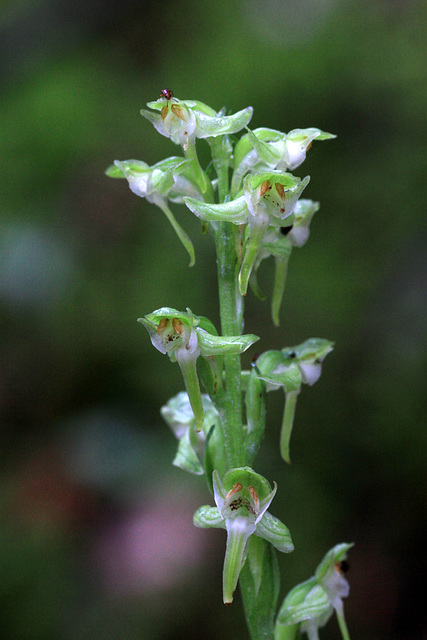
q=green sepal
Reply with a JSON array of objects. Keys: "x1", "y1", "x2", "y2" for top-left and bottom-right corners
[
  {"x1": 184, "y1": 195, "x2": 248, "y2": 224},
  {"x1": 145, "y1": 98, "x2": 215, "y2": 117},
  {"x1": 233, "y1": 127, "x2": 284, "y2": 172},
  {"x1": 196, "y1": 328, "x2": 259, "y2": 356},
  {"x1": 276, "y1": 583, "x2": 331, "y2": 627},
  {"x1": 221, "y1": 467, "x2": 272, "y2": 499},
  {"x1": 245, "y1": 127, "x2": 283, "y2": 166},
  {"x1": 161, "y1": 391, "x2": 221, "y2": 475},
  {"x1": 194, "y1": 106, "x2": 254, "y2": 139},
  {"x1": 240, "y1": 537, "x2": 281, "y2": 639},
  {"x1": 193, "y1": 505, "x2": 225, "y2": 528},
  {"x1": 243, "y1": 170, "x2": 302, "y2": 192},
  {"x1": 255, "y1": 512, "x2": 294, "y2": 553},
  {"x1": 275, "y1": 578, "x2": 317, "y2": 640},
  {"x1": 256, "y1": 362, "x2": 302, "y2": 393},
  {"x1": 105, "y1": 163, "x2": 129, "y2": 178},
  {"x1": 275, "y1": 543, "x2": 353, "y2": 640},
  {"x1": 261, "y1": 236, "x2": 293, "y2": 259},
  {"x1": 143, "y1": 306, "x2": 199, "y2": 326},
  {"x1": 315, "y1": 543, "x2": 354, "y2": 583},
  {"x1": 282, "y1": 337, "x2": 334, "y2": 363},
  {"x1": 173, "y1": 429, "x2": 204, "y2": 475},
  {"x1": 198, "y1": 315, "x2": 218, "y2": 335},
  {"x1": 287, "y1": 127, "x2": 336, "y2": 142}
]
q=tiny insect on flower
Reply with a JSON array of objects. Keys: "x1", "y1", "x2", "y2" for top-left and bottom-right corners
[{"x1": 160, "y1": 88, "x2": 174, "y2": 101}]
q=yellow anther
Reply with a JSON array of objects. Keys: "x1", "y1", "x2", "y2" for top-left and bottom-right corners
[
  {"x1": 225, "y1": 483, "x2": 243, "y2": 500},
  {"x1": 248, "y1": 485, "x2": 259, "y2": 510},
  {"x1": 260, "y1": 180, "x2": 272, "y2": 196}
]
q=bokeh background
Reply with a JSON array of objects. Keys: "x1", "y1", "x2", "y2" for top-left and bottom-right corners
[{"x1": 1, "y1": 0, "x2": 426, "y2": 638}]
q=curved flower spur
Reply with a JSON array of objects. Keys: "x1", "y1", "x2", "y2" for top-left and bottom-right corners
[
  {"x1": 247, "y1": 198, "x2": 319, "y2": 326},
  {"x1": 247, "y1": 338, "x2": 334, "y2": 463},
  {"x1": 105, "y1": 156, "x2": 201, "y2": 266}
]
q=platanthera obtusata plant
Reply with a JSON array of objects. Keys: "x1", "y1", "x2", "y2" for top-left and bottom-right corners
[{"x1": 106, "y1": 89, "x2": 352, "y2": 640}]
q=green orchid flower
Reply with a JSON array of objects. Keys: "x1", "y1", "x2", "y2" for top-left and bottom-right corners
[
  {"x1": 161, "y1": 391, "x2": 222, "y2": 476},
  {"x1": 252, "y1": 339, "x2": 334, "y2": 462},
  {"x1": 139, "y1": 308, "x2": 259, "y2": 432},
  {"x1": 185, "y1": 170, "x2": 309, "y2": 295},
  {"x1": 232, "y1": 127, "x2": 336, "y2": 196},
  {"x1": 141, "y1": 93, "x2": 253, "y2": 194},
  {"x1": 194, "y1": 467, "x2": 293, "y2": 605},
  {"x1": 248, "y1": 199, "x2": 319, "y2": 325},
  {"x1": 275, "y1": 543, "x2": 353, "y2": 640},
  {"x1": 106, "y1": 156, "x2": 200, "y2": 266},
  {"x1": 141, "y1": 95, "x2": 253, "y2": 149}
]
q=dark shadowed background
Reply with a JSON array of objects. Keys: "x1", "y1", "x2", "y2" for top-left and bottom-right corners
[{"x1": 1, "y1": 0, "x2": 426, "y2": 638}]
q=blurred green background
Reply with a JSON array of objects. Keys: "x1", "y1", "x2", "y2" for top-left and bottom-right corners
[{"x1": 1, "y1": 0, "x2": 426, "y2": 638}]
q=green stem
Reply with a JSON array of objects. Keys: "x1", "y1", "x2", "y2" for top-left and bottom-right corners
[
  {"x1": 240, "y1": 539, "x2": 280, "y2": 640},
  {"x1": 214, "y1": 221, "x2": 245, "y2": 469}
]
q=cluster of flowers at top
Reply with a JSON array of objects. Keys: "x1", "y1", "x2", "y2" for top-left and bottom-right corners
[{"x1": 106, "y1": 91, "x2": 334, "y2": 325}]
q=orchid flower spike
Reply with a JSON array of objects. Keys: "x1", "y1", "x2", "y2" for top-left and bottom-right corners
[
  {"x1": 232, "y1": 127, "x2": 336, "y2": 195},
  {"x1": 252, "y1": 339, "x2": 334, "y2": 463},
  {"x1": 275, "y1": 543, "x2": 354, "y2": 640},
  {"x1": 185, "y1": 170, "x2": 309, "y2": 295},
  {"x1": 194, "y1": 467, "x2": 293, "y2": 605},
  {"x1": 139, "y1": 308, "x2": 259, "y2": 432},
  {"x1": 105, "y1": 156, "x2": 201, "y2": 266}
]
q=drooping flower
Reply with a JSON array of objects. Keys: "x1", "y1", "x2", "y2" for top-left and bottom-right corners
[
  {"x1": 252, "y1": 339, "x2": 334, "y2": 462},
  {"x1": 275, "y1": 543, "x2": 353, "y2": 640},
  {"x1": 248, "y1": 198, "x2": 319, "y2": 325},
  {"x1": 161, "y1": 391, "x2": 221, "y2": 476},
  {"x1": 105, "y1": 157, "x2": 201, "y2": 265},
  {"x1": 194, "y1": 467, "x2": 294, "y2": 604}
]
